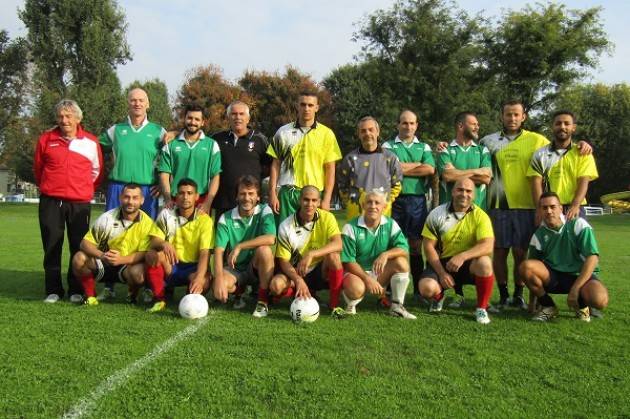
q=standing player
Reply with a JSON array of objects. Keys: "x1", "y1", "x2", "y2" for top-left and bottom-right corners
[
  {"x1": 382, "y1": 110, "x2": 435, "y2": 299},
  {"x1": 211, "y1": 101, "x2": 271, "y2": 219},
  {"x1": 212, "y1": 175, "x2": 276, "y2": 317},
  {"x1": 34, "y1": 99, "x2": 103, "y2": 303},
  {"x1": 268, "y1": 186, "x2": 344, "y2": 316},
  {"x1": 71, "y1": 184, "x2": 154, "y2": 306},
  {"x1": 144, "y1": 178, "x2": 214, "y2": 313},
  {"x1": 520, "y1": 192, "x2": 608, "y2": 322},
  {"x1": 267, "y1": 92, "x2": 342, "y2": 223},
  {"x1": 338, "y1": 116, "x2": 403, "y2": 219},
  {"x1": 417, "y1": 179, "x2": 495, "y2": 324},
  {"x1": 341, "y1": 189, "x2": 416, "y2": 319},
  {"x1": 436, "y1": 112, "x2": 491, "y2": 307},
  {"x1": 527, "y1": 110, "x2": 598, "y2": 220},
  {"x1": 158, "y1": 104, "x2": 221, "y2": 214}
]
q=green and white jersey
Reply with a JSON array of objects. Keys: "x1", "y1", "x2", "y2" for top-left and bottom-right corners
[
  {"x1": 215, "y1": 204, "x2": 276, "y2": 270},
  {"x1": 99, "y1": 116, "x2": 166, "y2": 185},
  {"x1": 341, "y1": 215, "x2": 409, "y2": 271},
  {"x1": 528, "y1": 217, "x2": 600, "y2": 276},
  {"x1": 382, "y1": 137, "x2": 435, "y2": 195},
  {"x1": 437, "y1": 140, "x2": 491, "y2": 209},
  {"x1": 158, "y1": 131, "x2": 222, "y2": 196}
]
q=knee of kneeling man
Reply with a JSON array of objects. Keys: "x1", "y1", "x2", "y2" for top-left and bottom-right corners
[{"x1": 475, "y1": 256, "x2": 493, "y2": 276}]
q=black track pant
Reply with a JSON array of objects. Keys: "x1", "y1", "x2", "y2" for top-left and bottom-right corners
[{"x1": 38, "y1": 195, "x2": 91, "y2": 297}]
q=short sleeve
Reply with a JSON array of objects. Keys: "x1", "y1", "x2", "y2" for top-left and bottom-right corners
[
  {"x1": 421, "y1": 143, "x2": 435, "y2": 167},
  {"x1": 340, "y1": 223, "x2": 357, "y2": 264},
  {"x1": 214, "y1": 214, "x2": 229, "y2": 250}
]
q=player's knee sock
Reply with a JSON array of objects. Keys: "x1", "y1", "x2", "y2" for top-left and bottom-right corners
[
  {"x1": 474, "y1": 274, "x2": 494, "y2": 309},
  {"x1": 80, "y1": 274, "x2": 96, "y2": 298},
  {"x1": 257, "y1": 287, "x2": 269, "y2": 304},
  {"x1": 513, "y1": 284, "x2": 524, "y2": 299},
  {"x1": 538, "y1": 292, "x2": 555, "y2": 307},
  {"x1": 145, "y1": 264, "x2": 165, "y2": 301},
  {"x1": 410, "y1": 254, "x2": 423, "y2": 295},
  {"x1": 342, "y1": 291, "x2": 363, "y2": 309},
  {"x1": 327, "y1": 268, "x2": 343, "y2": 309},
  {"x1": 498, "y1": 283, "x2": 509, "y2": 301},
  {"x1": 390, "y1": 272, "x2": 410, "y2": 306},
  {"x1": 454, "y1": 283, "x2": 464, "y2": 297}
]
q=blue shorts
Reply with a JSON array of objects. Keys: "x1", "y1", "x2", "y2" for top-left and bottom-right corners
[
  {"x1": 391, "y1": 194, "x2": 427, "y2": 241},
  {"x1": 106, "y1": 181, "x2": 158, "y2": 219},
  {"x1": 165, "y1": 263, "x2": 197, "y2": 287},
  {"x1": 489, "y1": 209, "x2": 535, "y2": 249}
]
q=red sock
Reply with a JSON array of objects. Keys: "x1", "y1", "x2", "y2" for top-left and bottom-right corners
[
  {"x1": 328, "y1": 268, "x2": 343, "y2": 308},
  {"x1": 145, "y1": 264, "x2": 165, "y2": 301},
  {"x1": 434, "y1": 291, "x2": 444, "y2": 302},
  {"x1": 281, "y1": 287, "x2": 295, "y2": 299},
  {"x1": 258, "y1": 287, "x2": 269, "y2": 304},
  {"x1": 475, "y1": 274, "x2": 495, "y2": 309},
  {"x1": 80, "y1": 274, "x2": 96, "y2": 297}
]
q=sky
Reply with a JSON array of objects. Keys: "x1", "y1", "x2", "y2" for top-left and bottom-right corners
[{"x1": 2, "y1": 0, "x2": 627, "y2": 99}]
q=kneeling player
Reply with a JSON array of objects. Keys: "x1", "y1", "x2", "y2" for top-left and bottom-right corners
[
  {"x1": 341, "y1": 189, "x2": 416, "y2": 319},
  {"x1": 144, "y1": 178, "x2": 213, "y2": 312},
  {"x1": 520, "y1": 192, "x2": 608, "y2": 322},
  {"x1": 417, "y1": 178, "x2": 495, "y2": 324},
  {"x1": 72, "y1": 183, "x2": 154, "y2": 305},
  {"x1": 268, "y1": 185, "x2": 344, "y2": 317},
  {"x1": 212, "y1": 175, "x2": 275, "y2": 317}
]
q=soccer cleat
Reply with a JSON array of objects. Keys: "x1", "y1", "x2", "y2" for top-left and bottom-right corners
[
  {"x1": 576, "y1": 307, "x2": 591, "y2": 322},
  {"x1": 590, "y1": 307, "x2": 604, "y2": 319},
  {"x1": 126, "y1": 291, "x2": 138, "y2": 304},
  {"x1": 252, "y1": 302, "x2": 268, "y2": 318},
  {"x1": 390, "y1": 304, "x2": 417, "y2": 320},
  {"x1": 142, "y1": 288, "x2": 154, "y2": 304},
  {"x1": 233, "y1": 296, "x2": 246, "y2": 310},
  {"x1": 531, "y1": 305, "x2": 558, "y2": 322},
  {"x1": 511, "y1": 295, "x2": 528, "y2": 310},
  {"x1": 475, "y1": 308, "x2": 491, "y2": 325},
  {"x1": 429, "y1": 297, "x2": 444, "y2": 313},
  {"x1": 44, "y1": 293, "x2": 60, "y2": 303},
  {"x1": 97, "y1": 287, "x2": 116, "y2": 302},
  {"x1": 147, "y1": 301, "x2": 166, "y2": 313},
  {"x1": 84, "y1": 296, "x2": 99, "y2": 306},
  {"x1": 487, "y1": 297, "x2": 509, "y2": 313},
  {"x1": 448, "y1": 294, "x2": 465, "y2": 309},
  {"x1": 69, "y1": 294, "x2": 84, "y2": 304},
  {"x1": 331, "y1": 307, "x2": 348, "y2": 319}
]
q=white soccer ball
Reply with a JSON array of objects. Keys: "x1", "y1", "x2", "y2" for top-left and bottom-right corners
[
  {"x1": 290, "y1": 297, "x2": 320, "y2": 323},
  {"x1": 178, "y1": 294, "x2": 209, "y2": 319}
]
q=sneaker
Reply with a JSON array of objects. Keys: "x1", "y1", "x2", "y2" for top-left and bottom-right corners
[
  {"x1": 377, "y1": 295, "x2": 391, "y2": 309},
  {"x1": 43, "y1": 293, "x2": 60, "y2": 303},
  {"x1": 429, "y1": 297, "x2": 444, "y2": 313},
  {"x1": 390, "y1": 304, "x2": 417, "y2": 320},
  {"x1": 142, "y1": 288, "x2": 154, "y2": 304},
  {"x1": 511, "y1": 295, "x2": 528, "y2": 310},
  {"x1": 345, "y1": 304, "x2": 357, "y2": 315},
  {"x1": 475, "y1": 308, "x2": 491, "y2": 325},
  {"x1": 147, "y1": 301, "x2": 166, "y2": 313},
  {"x1": 233, "y1": 295, "x2": 246, "y2": 310},
  {"x1": 69, "y1": 294, "x2": 84, "y2": 304},
  {"x1": 487, "y1": 297, "x2": 509, "y2": 313},
  {"x1": 531, "y1": 305, "x2": 558, "y2": 322},
  {"x1": 576, "y1": 307, "x2": 591, "y2": 322},
  {"x1": 331, "y1": 307, "x2": 348, "y2": 319},
  {"x1": 252, "y1": 302, "x2": 268, "y2": 318},
  {"x1": 126, "y1": 292, "x2": 138, "y2": 304},
  {"x1": 85, "y1": 296, "x2": 99, "y2": 306},
  {"x1": 97, "y1": 287, "x2": 115, "y2": 302},
  {"x1": 590, "y1": 307, "x2": 604, "y2": 319},
  {"x1": 448, "y1": 294, "x2": 465, "y2": 309}
]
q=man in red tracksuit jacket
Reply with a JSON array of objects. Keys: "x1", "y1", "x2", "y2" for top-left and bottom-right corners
[{"x1": 33, "y1": 99, "x2": 104, "y2": 303}]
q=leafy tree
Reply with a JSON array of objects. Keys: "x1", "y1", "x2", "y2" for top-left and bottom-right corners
[
  {"x1": 0, "y1": 30, "x2": 29, "y2": 146},
  {"x1": 126, "y1": 79, "x2": 173, "y2": 129}
]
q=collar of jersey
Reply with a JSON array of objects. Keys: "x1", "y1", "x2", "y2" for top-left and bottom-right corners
[
  {"x1": 228, "y1": 129, "x2": 254, "y2": 142},
  {"x1": 499, "y1": 129, "x2": 525, "y2": 141},
  {"x1": 293, "y1": 120, "x2": 318, "y2": 130},
  {"x1": 541, "y1": 214, "x2": 567, "y2": 233},
  {"x1": 447, "y1": 202, "x2": 474, "y2": 215},
  {"x1": 357, "y1": 215, "x2": 389, "y2": 230},
  {"x1": 176, "y1": 130, "x2": 206, "y2": 141},
  {"x1": 175, "y1": 207, "x2": 198, "y2": 223},
  {"x1": 126, "y1": 115, "x2": 149, "y2": 132},
  {"x1": 116, "y1": 208, "x2": 141, "y2": 224},
  {"x1": 449, "y1": 139, "x2": 478, "y2": 148},
  {"x1": 550, "y1": 141, "x2": 574, "y2": 152},
  {"x1": 231, "y1": 204, "x2": 261, "y2": 221},
  {"x1": 295, "y1": 209, "x2": 319, "y2": 228},
  {"x1": 394, "y1": 136, "x2": 420, "y2": 144}
]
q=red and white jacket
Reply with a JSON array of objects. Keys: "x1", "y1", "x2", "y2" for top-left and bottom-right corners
[{"x1": 33, "y1": 125, "x2": 104, "y2": 203}]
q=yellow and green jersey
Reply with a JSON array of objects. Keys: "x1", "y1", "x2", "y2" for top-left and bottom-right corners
[
  {"x1": 150, "y1": 208, "x2": 213, "y2": 264},
  {"x1": 527, "y1": 143, "x2": 599, "y2": 205},
  {"x1": 422, "y1": 203, "x2": 494, "y2": 258},
  {"x1": 481, "y1": 130, "x2": 549, "y2": 209},
  {"x1": 84, "y1": 208, "x2": 153, "y2": 256},
  {"x1": 276, "y1": 209, "x2": 340, "y2": 272},
  {"x1": 382, "y1": 137, "x2": 435, "y2": 195},
  {"x1": 267, "y1": 121, "x2": 341, "y2": 190}
]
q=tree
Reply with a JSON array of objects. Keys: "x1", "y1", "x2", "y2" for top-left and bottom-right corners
[
  {"x1": 0, "y1": 30, "x2": 29, "y2": 146},
  {"x1": 126, "y1": 79, "x2": 173, "y2": 129}
]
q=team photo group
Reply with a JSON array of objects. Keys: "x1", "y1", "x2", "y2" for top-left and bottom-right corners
[{"x1": 34, "y1": 87, "x2": 609, "y2": 324}]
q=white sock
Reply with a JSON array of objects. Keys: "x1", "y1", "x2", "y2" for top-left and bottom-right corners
[
  {"x1": 390, "y1": 272, "x2": 410, "y2": 306},
  {"x1": 342, "y1": 291, "x2": 363, "y2": 309}
]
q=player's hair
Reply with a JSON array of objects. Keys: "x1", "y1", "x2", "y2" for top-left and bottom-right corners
[
  {"x1": 55, "y1": 99, "x2": 83, "y2": 120},
  {"x1": 236, "y1": 175, "x2": 260, "y2": 195},
  {"x1": 539, "y1": 191, "x2": 561, "y2": 204},
  {"x1": 357, "y1": 115, "x2": 380, "y2": 132},
  {"x1": 300, "y1": 185, "x2": 320, "y2": 199},
  {"x1": 226, "y1": 100, "x2": 250, "y2": 117},
  {"x1": 360, "y1": 188, "x2": 388, "y2": 208},
  {"x1": 184, "y1": 103, "x2": 207, "y2": 119},
  {"x1": 177, "y1": 178, "x2": 198, "y2": 192},
  {"x1": 501, "y1": 99, "x2": 526, "y2": 113},
  {"x1": 398, "y1": 109, "x2": 418, "y2": 123},
  {"x1": 454, "y1": 111, "x2": 476, "y2": 127},
  {"x1": 298, "y1": 91, "x2": 319, "y2": 102},
  {"x1": 552, "y1": 110, "x2": 577, "y2": 123},
  {"x1": 122, "y1": 183, "x2": 143, "y2": 194}
]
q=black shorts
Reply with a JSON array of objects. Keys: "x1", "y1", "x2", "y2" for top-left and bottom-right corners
[
  {"x1": 545, "y1": 268, "x2": 599, "y2": 294},
  {"x1": 421, "y1": 258, "x2": 474, "y2": 291},
  {"x1": 94, "y1": 260, "x2": 128, "y2": 284},
  {"x1": 489, "y1": 209, "x2": 536, "y2": 249}
]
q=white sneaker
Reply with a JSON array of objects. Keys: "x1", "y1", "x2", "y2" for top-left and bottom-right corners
[
  {"x1": 142, "y1": 288, "x2": 154, "y2": 304},
  {"x1": 475, "y1": 308, "x2": 491, "y2": 324},
  {"x1": 97, "y1": 287, "x2": 116, "y2": 301},
  {"x1": 429, "y1": 297, "x2": 444, "y2": 313},
  {"x1": 252, "y1": 302, "x2": 268, "y2": 318},
  {"x1": 448, "y1": 294, "x2": 465, "y2": 308},
  {"x1": 69, "y1": 294, "x2": 84, "y2": 304},
  {"x1": 390, "y1": 304, "x2": 417, "y2": 320},
  {"x1": 44, "y1": 294, "x2": 60, "y2": 303}
]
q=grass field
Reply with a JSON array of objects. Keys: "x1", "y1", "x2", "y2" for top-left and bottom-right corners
[{"x1": 0, "y1": 203, "x2": 628, "y2": 418}]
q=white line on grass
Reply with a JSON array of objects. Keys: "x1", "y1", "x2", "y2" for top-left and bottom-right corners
[{"x1": 62, "y1": 316, "x2": 210, "y2": 419}]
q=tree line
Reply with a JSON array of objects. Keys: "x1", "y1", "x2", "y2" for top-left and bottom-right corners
[{"x1": 0, "y1": 0, "x2": 627, "y2": 200}]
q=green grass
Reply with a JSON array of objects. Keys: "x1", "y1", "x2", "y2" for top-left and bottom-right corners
[{"x1": 0, "y1": 203, "x2": 628, "y2": 418}]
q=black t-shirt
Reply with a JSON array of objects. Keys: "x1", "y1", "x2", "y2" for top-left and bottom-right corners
[{"x1": 212, "y1": 129, "x2": 271, "y2": 210}]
